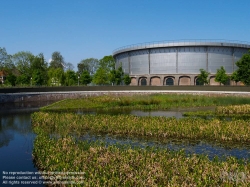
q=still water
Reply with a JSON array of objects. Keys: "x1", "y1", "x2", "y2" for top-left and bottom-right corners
[
  {"x1": 0, "y1": 103, "x2": 52, "y2": 186},
  {"x1": 0, "y1": 102, "x2": 249, "y2": 186}
]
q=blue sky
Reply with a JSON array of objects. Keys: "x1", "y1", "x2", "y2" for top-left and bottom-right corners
[{"x1": 1, "y1": 0, "x2": 250, "y2": 70}]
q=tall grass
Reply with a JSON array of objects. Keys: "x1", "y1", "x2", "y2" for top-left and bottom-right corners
[
  {"x1": 32, "y1": 112, "x2": 250, "y2": 143},
  {"x1": 33, "y1": 133, "x2": 250, "y2": 186},
  {"x1": 41, "y1": 94, "x2": 250, "y2": 111},
  {"x1": 216, "y1": 104, "x2": 250, "y2": 114},
  {"x1": 184, "y1": 104, "x2": 250, "y2": 118}
]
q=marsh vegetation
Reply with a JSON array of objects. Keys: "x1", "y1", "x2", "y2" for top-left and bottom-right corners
[{"x1": 32, "y1": 94, "x2": 250, "y2": 186}]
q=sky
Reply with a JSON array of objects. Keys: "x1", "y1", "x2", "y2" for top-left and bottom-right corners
[{"x1": 1, "y1": 0, "x2": 250, "y2": 70}]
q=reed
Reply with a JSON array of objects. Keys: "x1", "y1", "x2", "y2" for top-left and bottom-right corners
[
  {"x1": 32, "y1": 112, "x2": 250, "y2": 143},
  {"x1": 216, "y1": 104, "x2": 250, "y2": 114},
  {"x1": 33, "y1": 133, "x2": 250, "y2": 186},
  {"x1": 184, "y1": 104, "x2": 250, "y2": 118}
]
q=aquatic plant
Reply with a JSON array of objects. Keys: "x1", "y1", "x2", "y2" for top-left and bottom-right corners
[
  {"x1": 32, "y1": 112, "x2": 250, "y2": 143},
  {"x1": 33, "y1": 133, "x2": 250, "y2": 186},
  {"x1": 216, "y1": 104, "x2": 250, "y2": 114},
  {"x1": 184, "y1": 104, "x2": 250, "y2": 119}
]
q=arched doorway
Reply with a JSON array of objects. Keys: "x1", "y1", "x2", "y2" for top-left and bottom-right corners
[
  {"x1": 166, "y1": 78, "x2": 174, "y2": 85},
  {"x1": 141, "y1": 78, "x2": 147, "y2": 86}
]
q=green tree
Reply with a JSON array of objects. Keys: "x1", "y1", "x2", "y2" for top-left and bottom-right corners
[
  {"x1": 77, "y1": 58, "x2": 99, "y2": 75},
  {"x1": 5, "y1": 73, "x2": 16, "y2": 86},
  {"x1": 65, "y1": 70, "x2": 77, "y2": 86},
  {"x1": 234, "y1": 50, "x2": 250, "y2": 85},
  {"x1": 12, "y1": 51, "x2": 34, "y2": 84},
  {"x1": 197, "y1": 69, "x2": 209, "y2": 85},
  {"x1": 99, "y1": 55, "x2": 115, "y2": 71},
  {"x1": 124, "y1": 74, "x2": 131, "y2": 85},
  {"x1": 92, "y1": 56, "x2": 115, "y2": 85},
  {"x1": 31, "y1": 53, "x2": 48, "y2": 86},
  {"x1": 108, "y1": 65, "x2": 124, "y2": 85},
  {"x1": 80, "y1": 70, "x2": 92, "y2": 85},
  {"x1": 49, "y1": 51, "x2": 64, "y2": 69},
  {"x1": 48, "y1": 68, "x2": 65, "y2": 86},
  {"x1": 230, "y1": 71, "x2": 240, "y2": 85},
  {"x1": 92, "y1": 68, "x2": 109, "y2": 85},
  {"x1": 215, "y1": 66, "x2": 229, "y2": 85},
  {"x1": 16, "y1": 74, "x2": 30, "y2": 85}
]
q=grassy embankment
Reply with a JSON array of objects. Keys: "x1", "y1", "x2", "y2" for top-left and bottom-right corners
[{"x1": 40, "y1": 94, "x2": 250, "y2": 111}]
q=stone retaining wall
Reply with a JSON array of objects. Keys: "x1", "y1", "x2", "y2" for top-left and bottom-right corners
[{"x1": 1, "y1": 91, "x2": 250, "y2": 103}]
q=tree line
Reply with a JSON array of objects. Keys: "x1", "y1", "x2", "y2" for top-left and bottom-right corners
[
  {"x1": 196, "y1": 50, "x2": 250, "y2": 85},
  {"x1": 0, "y1": 47, "x2": 131, "y2": 87}
]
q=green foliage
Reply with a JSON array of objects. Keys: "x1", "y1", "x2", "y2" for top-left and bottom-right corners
[
  {"x1": 93, "y1": 56, "x2": 116, "y2": 85},
  {"x1": 64, "y1": 70, "x2": 77, "y2": 86},
  {"x1": 33, "y1": 94, "x2": 250, "y2": 186},
  {"x1": 80, "y1": 70, "x2": 92, "y2": 85},
  {"x1": 215, "y1": 66, "x2": 229, "y2": 85},
  {"x1": 99, "y1": 55, "x2": 115, "y2": 71},
  {"x1": 115, "y1": 66, "x2": 124, "y2": 85},
  {"x1": 49, "y1": 51, "x2": 64, "y2": 69},
  {"x1": 234, "y1": 50, "x2": 250, "y2": 85},
  {"x1": 32, "y1": 70, "x2": 44, "y2": 86},
  {"x1": 33, "y1": 111, "x2": 250, "y2": 143},
  {"x1": 12, "y1": 51, "x2": 33, "y2": 76},
  {"x1": 108, "y1": 65, "x2": 124, "y2": 85},
  {"x1": 77, "y1": 58, "x2": 99, "y2": 75},
  {"x1": 48, "y1": 68, "x2": 65, "y2": 86},
  {"x1": 230, "y1": 71, "x2": 240, "y2": 84},
  {"x1": 41, "y1": 94, "x2": 250, "y2": 112},
  {"x1": 16, "y1": 74, "x2": 30, "y2": 85},
  {"x1": 30, "y1": 54, "x2": 48, "y2": 86},
  {"x1": 5, "y1": 73, "x2": 16, "y2": 86},
  {"x1": 197, "y1": 69, "x2": 209, "y2": 85},
  {"x1": 33, "y1": 133, "x2": 250, "y2": 186},
  {"x1": 92, "y1": 67, "x2": 109, "y2": 85},
  {"x1": 124, "y1": 74, "x2": 131, "y2": 85}
]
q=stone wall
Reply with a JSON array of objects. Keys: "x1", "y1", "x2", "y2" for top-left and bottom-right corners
[{"x1": 1, "y1": 90, "x2": 250, "y2": 104}]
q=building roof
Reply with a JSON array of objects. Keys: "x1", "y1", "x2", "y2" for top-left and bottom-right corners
[
  {"x1": 0, "y1": 70, "x2": 7, "y2": 77},
  {"x1": 113, "y1": 39, "x2": 250, "y2": 56}
]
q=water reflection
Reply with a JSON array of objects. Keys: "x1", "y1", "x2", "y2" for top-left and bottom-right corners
[
  {"x1": 0, "y1": 101, "x2": 54, "y2": 186},
  {"x1": 75, "y1": 106, "x2": 216, "y2": 119},
  {"x1": 76, "y1": 109, "x2": 184, "y2": 118},
  {"x1": 78, "y1": 133, "x2": 250, "y2": 160},
  {"x1": 0, "y1": 101, "x2": 249, "y2": 184}
]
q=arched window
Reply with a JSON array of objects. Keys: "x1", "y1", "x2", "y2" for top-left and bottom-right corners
[
  {"x1": 141, "y1": 78, "x2": 147, "y2": 86},
  {"x1": 196, "y1": 78, "x2": 203, "y2": 85},
  {"x1": 166, "y1": 78, "x2": 174, "y2": 85},
  {"x1": 224, "y1": 78, "x2": 230, "y2": 85}
]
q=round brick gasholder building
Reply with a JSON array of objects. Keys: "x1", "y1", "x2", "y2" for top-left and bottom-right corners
[{"x1": 113, "y1": 40, "x2": 250, "y2": 86}]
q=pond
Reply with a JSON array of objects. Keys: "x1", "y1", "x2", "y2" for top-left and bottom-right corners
[
  {"x1": 75, "y1": 106, "x2": 216, "y2": 119},
  {"x1": 78, "y1": 133, "x2": 250, "y2": 160},
  {"x1": 0, "y1": 102, "x2": 249, "y2": 185}
]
